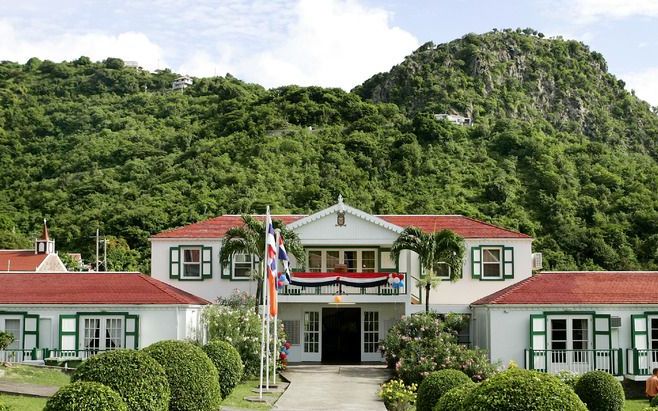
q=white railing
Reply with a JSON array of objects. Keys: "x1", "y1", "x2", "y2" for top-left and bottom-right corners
[
  {"x1": 280, "y1": 282, "x2": 403, "y2": 296},
  {"x1": 525, "y1": 349, "x2": 622, "y2": 376}
]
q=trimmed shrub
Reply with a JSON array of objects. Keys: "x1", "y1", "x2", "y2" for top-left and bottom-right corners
[
  {"x1": 143, "y1": 340, "x2": 221, "y2": 411},
  {"x1": 378, "y1": 379, "x2": 417, "y2": 411},
  {"x1": 44, "y1": 381, "x2": 128, "y2": 411},
  {"x1": 462, "y1": 368, "x2": 587, "y2": 411},
  {"x1": 203, "y1": 339, "x2": 244, "y2": 399},
  {"x1": 574, "y1": 370, "x2": 624, "y2": 411},
  {"x1": 72, "y1": 349, "x2": 170, "y2": 411},
  {"x1": 416, "y1": 369, "x2": 472, "y2": 411},
  {"x1": 433, "y1": 382, "x2": 477, "y2": 411},
  {"x1": 556, "y1": 369, "x2": 581, "y2": 390}
]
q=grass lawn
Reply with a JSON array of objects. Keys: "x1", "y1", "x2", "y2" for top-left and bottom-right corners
[
  {"x1": 0, "y1": 364, "x2": 70, "y2": 387},
  {"x1": 220, "y1": 378, "x2": 284, "y2": 410},
  {"x1": 0, "y1": 394, "x2": 48, "y2": 411},
  {"x1": 626, "y1": 398, "x2": 652, "y2": 411}
]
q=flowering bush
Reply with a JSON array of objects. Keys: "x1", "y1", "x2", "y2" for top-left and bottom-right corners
[
  {"x1": 202, "y1": 290, "x2": 285, "y2": 377},
  {"x1": 378, "y1": 379, "x2": 417, "y2": 411},
  {"x1": 381, "y1": 313, "x2": 449, "y2": 368},
  {"x1": 555, "y1": 370, "x2": 580, "y2": 390}
]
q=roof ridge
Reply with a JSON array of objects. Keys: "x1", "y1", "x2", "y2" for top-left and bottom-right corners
[
  {"x1": 138, "y1": 274, "x2": 209, "y2": 304},
  {"x1": 138, "y1": 274, "x2": 189, "y2": 304},
  {"x1": 473, "y1": 274, "x2": 540, "y2": 305},
  {"x1": 460, "y1": 215, "x2": 531, "y2": 238}
]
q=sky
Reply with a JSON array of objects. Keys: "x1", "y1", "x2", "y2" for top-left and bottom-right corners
[{"x1": 1, "y1": 0, "x2": 658, "y2": 106}]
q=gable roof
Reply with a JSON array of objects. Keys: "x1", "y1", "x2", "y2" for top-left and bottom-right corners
[
  {"x1": 0, "y1": 250, "x2": 48, "y2": 271},
  {"x1": 0, "y1": 272, "x2": 209, "y2": 305},
  {"x1": 472, "y1": 271, "x2": 658, "y2": 305},
  {"x1": 151, "y1": 214, "x2": 530, "y2": 239}
]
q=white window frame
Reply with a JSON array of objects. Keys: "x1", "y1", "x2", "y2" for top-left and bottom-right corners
[
  {"x1": 80, "y1": 316, "x2": 124, "y2": 352},
  {"x1": 305, "y1": 249, "x2": 378, "y2": 272},
  {"x1": 303, "y1": 311, "x2": 320, "y2": 353},
  {"x1": 232, "y1": 253, "x2": 255, "y2": 279},
  {"x1": 180, "y1": 247, "x2": 202, "y2": 279},
  {"x1": 363, "y1": 311, "x2": 379, "y2": 353},
  {"x1": 1, "y1": 317, "x2": 22, "y2": 350},
  {"x1": 434, "y1": 262, "x2": 451, "y2": 280},
  {"x1": 548, "y1": 316, "x2": 591, "y2": 364},
  {"x1": 481, "y1": 247, "x2": 503, "y2": 279}
]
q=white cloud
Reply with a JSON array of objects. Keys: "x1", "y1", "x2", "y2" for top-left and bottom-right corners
[
  {"x1": 566, "y1": 0, "x2": 658, "y2": 23},
  {"x1": 0, "y1": 20, "x2": 166, "y2": 70},
  {"x1": 622, "y1": 67, "x2": 658, "y2": 107},
  {"x1": 178, "y1": 0, "x2": 419, "y2": 90}
]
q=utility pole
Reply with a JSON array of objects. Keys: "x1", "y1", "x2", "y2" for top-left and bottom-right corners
[
  {"x1": 95, "y1": 229, "x2": 100, "y2": 272},
  {"x1": 103, "y1": 237, "x2": 107, "y2": 272}
]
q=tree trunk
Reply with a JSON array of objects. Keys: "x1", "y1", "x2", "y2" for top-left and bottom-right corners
[{"x1": 425, "y1": 283, "x2": 430, "y2": 313}]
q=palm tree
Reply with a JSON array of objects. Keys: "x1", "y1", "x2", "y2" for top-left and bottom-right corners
[
  {"x1": 220, "y1": 215, "x2": 305, "y2": 313},
  {"x1": 390, "y1": 227, "x2": 465, "y2": 312}
]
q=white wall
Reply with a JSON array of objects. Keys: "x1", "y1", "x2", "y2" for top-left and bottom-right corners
[
  {"x1": 151, "y1": 238, "x2": 258, "y2": 302},
  {"x1": 292, "y1": 212, "x2": 400, "y2": 246}
]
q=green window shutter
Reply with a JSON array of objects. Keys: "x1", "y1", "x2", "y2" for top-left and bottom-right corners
[
  {"x1": 23, "y1": 314, "x2": 39, "y2": 351},
  {"x1": 503, "y1": 247, "x2": 514, "y2": 279},
  {"x1": 202, "y1": 246, "x2": 212, "y2": 279},
  {"x1": 59, "y1": 314, "x2": 78, "y2": 354},
  {"x1": 593, "y1": 314, "x2": 611, "y2": 350},
  {"x1": 631, "y1": 314, "x2": 648, "y2": 375},
  {"x1": 529, "y1": 314, "x2": 546, "y2": 371},
  {"x1": 169, "y1": 247, "x2": 180, "y2": 279},
  {"x1": 471, "y1": 247, "x2": 481, "y2": 279},
  {"x1": 125, "y1": 314, "x2": 139, "y2": 349}
]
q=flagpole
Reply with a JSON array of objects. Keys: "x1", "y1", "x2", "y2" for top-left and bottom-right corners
[
  {"x1": 258, "y1": 206, "x2": 270, "y2": 398},
  {"x1": 272, "y1": 229, "x2": 281, "y2": 386}
]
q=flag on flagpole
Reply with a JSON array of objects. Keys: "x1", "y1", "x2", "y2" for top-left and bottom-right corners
[
  {"x1": 278, "y1": 234, "x2": 291, "y2": 286},
  {"x1": 265, "y1": 215, "x2": 278, "y2": 317}
]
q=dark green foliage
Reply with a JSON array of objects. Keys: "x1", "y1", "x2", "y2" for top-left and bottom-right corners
[
  {"x1": 416, "y1": 369, "x2": 472, "y2": 411},
  {"x1": 0, "y1": 32, "x2": 657, "y2": 274},
  {"x1": 44, "y1": 381, "x2": 128, "y2": 411},
  {"x1": 574, "y1": 370, "x2": 624, "y2": 411},
  {"x1": 0, "y1": 332, "x2": 14, "y2": 350},
  {"x1": 462, "y1": 368, "x2": 587, "y2": 411},
  {"x1": 203, "y1": 339, "x2": 244, "y2": 399},
  {"x1": 433, "y1": 382, "x2": 477, "y2": 411},
  {"x1": 143, "y1": 340, "x2": 221, "y2": 411},
  {"x1": 72, "y1": 349, "x2": 170, "y2": 411}
]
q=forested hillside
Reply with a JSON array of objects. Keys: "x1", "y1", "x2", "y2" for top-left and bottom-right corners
[{"x1": 1, "y1": 29, "x2": 657, "y2": 272}]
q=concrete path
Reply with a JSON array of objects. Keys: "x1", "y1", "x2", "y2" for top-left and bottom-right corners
[
  {"x1": 0, "y1": 380, "x2": 59, "y2": 397},
  {"x1": 274, "y1": 365, "x2": 390, "y2": 411}
]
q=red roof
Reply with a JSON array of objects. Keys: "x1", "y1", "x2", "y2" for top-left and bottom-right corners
[
  {"x1": 472, "y1": 271, "x2": 658, "y2": 305},
  {"x1": 0, "y1": 250, "x2": 47, "y2": 271},
  {"x1": 152, "y1": 214, "x2": 530, "y2": 239},
  {"x1": 0, "y1": 272, "x2": 209, "y2": 305}
]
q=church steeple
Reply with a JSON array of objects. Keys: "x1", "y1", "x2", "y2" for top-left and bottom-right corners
[{"x1": 35, "y1": 219, "x2": 55, "y2": 255}]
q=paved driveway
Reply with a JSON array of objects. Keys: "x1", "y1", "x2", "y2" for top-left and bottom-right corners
[{"x1": 274, "y1": 365, "x2": 390, "y2": 411}]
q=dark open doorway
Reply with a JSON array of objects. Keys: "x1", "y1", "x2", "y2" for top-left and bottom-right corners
[{"x1": 322, "y1": 307, "x2": 361, "y2": 364}]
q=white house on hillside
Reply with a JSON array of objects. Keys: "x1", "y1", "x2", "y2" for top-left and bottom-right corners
[{"x1": 150, "y1": 197, "x2": 534, "y2": 363}]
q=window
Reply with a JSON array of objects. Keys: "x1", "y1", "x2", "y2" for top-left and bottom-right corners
[
  {"x1": 305, "y1": 249, "x2": 378, "y2": 272},
  {"x1": 434, "y1": 262, "x2": 451, "y2": 279},
  {"x1": 82, "y1": 317, "x2": 123, "y2": 352},
  {"x1": 304, "y1": 312, "x2": 320, "y2": 353},
  {"x1": 549, "y1": 317, "x2": 589, "y2": 364},
  {"x1": 283, "y1": 320, "x2": 300, "y2": 345},
  {"x1": 3, "y1": 319, "x2": 21, "y2": 350},
  {"x1": 181, "y1": 247, "x2": 201, "y2": 279},
  {"x1": 232, "y1": 253, "x2": 255, "y2": 278},
  {"x1": 482, "y1": 248, "x2": 502, "y2": 278},
  {"x1": 363, "y1": 312, "x2": 379, "y2": 353}
]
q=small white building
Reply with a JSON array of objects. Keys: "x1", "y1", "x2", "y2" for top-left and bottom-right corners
[
  {"x1": 0, "y1": 221, "x2": 66, "y2": 272},
  {"x1": 434, "y1": 113, "x2": 473, "y2": 126},
  {"x1": 0, "y1": 272, "x2": 208, "y2": 363},
  {"x1": 150, "y1": 198, "x2": 533, "y2": 363},
  {"x1": 471, "y1": 271, "x2": 658, "y2": 380},
  {"x1": 172, "y1": 76, "x2": 193, "y2": 91}
]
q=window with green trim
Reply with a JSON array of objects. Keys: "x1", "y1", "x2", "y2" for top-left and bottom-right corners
[
  {"x1": 181, "y1": 247, "x2": 202, "y2": 279},
  {"x1": 232, "y1": 253, "x2": 255, "y2": 279},
  {"x1": 2, "y1": 318, "x2": 21, "y2": 349},
  {"x1": 482, "y1": 247, "x2": 502, "y2": 279},
  {"x1": 82, "y1": 316, "x2": 123, "y2": 352}
]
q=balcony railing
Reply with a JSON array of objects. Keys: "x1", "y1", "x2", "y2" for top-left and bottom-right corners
[
  {"x1": 280, "y1": 272, "x2": 407, "y2": 296},
  {"x1": 626, "y1": 349, "x2": 658, "y2": 376},
  {"x1": 0, "y1": 348, "x2": 115, "y2": 364},
  {"x1": 525, "y1": 349, "x2": 623, "y2": 376}
]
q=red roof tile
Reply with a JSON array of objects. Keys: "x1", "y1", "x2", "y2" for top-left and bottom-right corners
[
  {"x1": 0, "y1": 272, "x2": 209, "y2": 305},
  {"x1": 152, "y1": 214, "x2": 530, "y2": 239},
  {"x1": 0, "y1": 250, "x2": 47, "y2": 271},
  {"x1": 472, "y1": 271, "x2": 658, "y2": 305}
]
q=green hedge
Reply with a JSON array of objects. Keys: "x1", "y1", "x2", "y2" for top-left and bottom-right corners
[
  {"x1": 72, "y1": 349, "x2": 170, "y2": 411},
  {"x1": 44, "y1": 381, "x2": 128, "y2": 411},
  {"x1": 0, "y1": 397, "x2": 9, "y2": 411},
  {"x1": 143, "y1": 340, "x2": 221, "y2": 411},
  {"x1": 462, "y1": 368, "x2": 587, "y2": 411},
  {"x1": 433, "y1": 382, "x2": 477, "y2": 411},
  {"x1": 416, "y1": 369, "x2": 472, "y2": 411},
  {"x1": 203, "y1": 339, "x2": 244, "y2": 399},
  {"x1": 574, "y1": 370, "x2": 624, "y2": 411}
]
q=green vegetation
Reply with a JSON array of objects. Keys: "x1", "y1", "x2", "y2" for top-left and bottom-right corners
[
  {"x1": 575, "y1": 370, "x2": 625, "y2": 411},
  {"x1": 0, "y1": 29, "x2": 657, "y2": 273},
  {"x1": 44, "y1": 381, "x2": 128, "y2": 411},
  {"x1": 203, "y1": 339, "x2": 244, "y2": 399},
  {"x1": 416, "y1": 369, "x2": 472, "y2": 411},
  {"x1": 379, "y1": 379, "x2": 417, "y2": 411},
  {"x1": 0, "y1": 394, "x2": 48, "y2": 411},
  {"x1": 0, "y1": 364, "x2": 70, "y2": 387},
  {"x1": 220, "y1": 378, "x2": 283, "y2": 409},
  {"x1": 143, "y1": 340, "x2": 221, "y2": 411},
  {"x1": 434, "y1": 383, "x2": 477, "y2": 411},
  {"x1": 72, "y1": 350, "x2": 170, "y2": 411}
]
